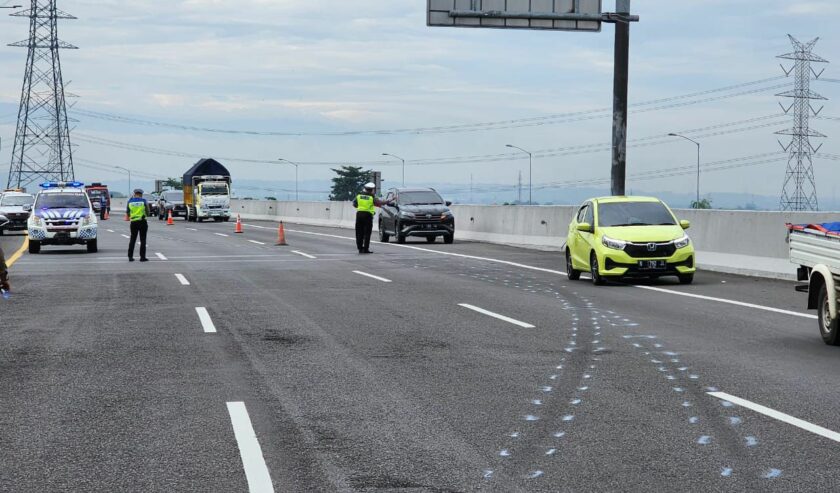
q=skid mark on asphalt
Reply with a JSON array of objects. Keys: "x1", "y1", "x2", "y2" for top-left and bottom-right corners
[
  {"x1": 612, "y1": 309, "x2": 783, "y2": 481},
  {"x1": 483, "y1": 294, "x2": 606, "y2": 483}
]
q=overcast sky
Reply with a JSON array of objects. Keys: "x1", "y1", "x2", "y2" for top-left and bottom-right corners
[{"x1": 0, "y1": 0, "x2": 837, "y2": 203}]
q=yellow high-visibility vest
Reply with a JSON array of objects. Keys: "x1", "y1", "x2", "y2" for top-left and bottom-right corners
[{"x1": 356, "y1": 194, "x2": 375, "y2": 215}]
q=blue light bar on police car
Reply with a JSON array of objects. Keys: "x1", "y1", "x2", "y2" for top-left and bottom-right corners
[{"x1": 40, "y1": 181, "x2": 84, "y2": 189}]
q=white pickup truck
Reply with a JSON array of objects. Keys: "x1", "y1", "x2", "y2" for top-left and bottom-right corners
[{"x1": 789, "y1": 223, "x2": 840, "y2": 345}]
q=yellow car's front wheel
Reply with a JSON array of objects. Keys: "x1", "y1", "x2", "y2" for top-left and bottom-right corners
[
  {"x1": 566, "y1": 249, "x2": 581, "y2": 281},
  {"x1": 590, "y1": 253, "x2": 606, "y2": 286}
]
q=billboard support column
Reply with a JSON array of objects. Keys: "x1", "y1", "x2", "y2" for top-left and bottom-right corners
[{"x1": 611, "y1": 0, "x2": 631, "y2": 196}]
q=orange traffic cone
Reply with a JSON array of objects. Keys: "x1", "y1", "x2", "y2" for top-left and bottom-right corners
[
  {"x1": 276, "y1": 222, "x2": 288, "y2": 246},
  {"x1": 166, "y1": 210, "x2": 174, "y2": 226},
  {"x1": 235, "y1": 214, "x2": 244, "y2": 234},
  {"x1": 103, "y1": 208, "x2": 110, "y2": 220}
]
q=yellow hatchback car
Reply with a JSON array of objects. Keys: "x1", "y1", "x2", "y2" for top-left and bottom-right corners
[{"x1": 566, "y1": 196, "x2": 696, "y2": 285}]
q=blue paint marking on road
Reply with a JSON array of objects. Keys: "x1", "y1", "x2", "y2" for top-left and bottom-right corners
[
  {"x1": 674, "y1": 387, "x2": 685, "y2": 392},
  {"x1": 578, "y1": 386, "x2": 589, "y2": 391},
  {"x1": 483, "y1": 470, "x2": 494, "y2": 479},
  {"x1": 510, "y1": 432, "x2": 520, "y2": 438},
  {"x1": 706, "y1": 387, "x2": 719, "y2": 392},
  {"x1": 531, "y1": 399, "x2": 543, "y2": 406},
  {"x1": 729, "y1": 417, "x2": 742, "y2": 426},
  {"x1": 553, "y1": 431, "x2": 566, "y2": 438},
  {"x1": 683, "y1": 401, "x2": 693, "y2": 407},
  {"x1": 562, "y1": 415, "x2": 575, "y2": 422},
  {"x1": 499, "y1": 449, "x2": 511, "y2": 457},
  {"x1": 546, "y1": 448, "x2": 557, "y2": 456},
  {"x1": 571, "y1": 399, "x2": 582, "y2": 405},
  {"x1": 764, "y1": 469, "x2": 782, "y2": 479},
  {"x1": 721, "y1": 400, "x2": 735, "y2": 408},
  {"x1": 525, "y1": 415, "x2": 540, "y2": 421},
  {"x1": 689, "y1": 417, "x2": 700, "y2": 424},
  {"x1": 697, "y1": 435, "x2": 712, "y2": 445},
  {"x1": 689, "y1": 374, "x2": 700, "y2": 380},
  {"x1": 745, "y1": 436, "x2": 759, "y2": 447},
  {"x1": 528, "y1": 471, "x2": 544, "y2": 479},
  {"x1": 721, "y1": 468, "x2": 733, "y2": 477},
  {"x1": 541, "y1": 386, "x2": 553, "y2": 392}
]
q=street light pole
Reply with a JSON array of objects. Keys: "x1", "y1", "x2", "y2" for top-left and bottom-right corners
[
  {"x1": 668, "y1": 133, "x2": 701, "y2": 205},
  {"x1": 114, "y1": 165, "x2": 131, "y2": 197},
  {"x1": 382, "y1": 153, "x2": 405, "y2": 187},
  {"x1": 278, "y1": 158, "x2": 299, "y2": 201},
  {"x1": 506, "y1": 144, "x2": 533, "y2": 205}
]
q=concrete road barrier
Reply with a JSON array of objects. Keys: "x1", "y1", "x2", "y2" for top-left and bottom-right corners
[{"x1": 230, "y1": 199, "x2": 840, "y2": 280}]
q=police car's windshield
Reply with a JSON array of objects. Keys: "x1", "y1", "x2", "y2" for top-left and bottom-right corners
[
  {"x1": 35, "y1": 193, "x2": 89, "y2": 209},
  {"x1": 201, "y1": 184, "x2": 228, "y2": 195},
  {"x1": 598, "y1": 201, "x2": 676, "y2": 227},
  {"x1": 399, "y1": 191, "x2": 444, "y2": 205},
  {"x1": 0, "y1": 195, "x2": 34, "y2": 207}
]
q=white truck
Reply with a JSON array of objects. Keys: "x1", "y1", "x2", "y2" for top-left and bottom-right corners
[
  {"x1": 182, "y1": 159, "x2": 232, "y2": 223},
  {"x1": 789, "y1": 223, "x2": 840, "y2": 345}
]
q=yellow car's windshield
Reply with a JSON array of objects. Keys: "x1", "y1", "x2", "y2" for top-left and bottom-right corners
[{"x1": 599, "y1": 201, "x2": 676, "y2": 227}]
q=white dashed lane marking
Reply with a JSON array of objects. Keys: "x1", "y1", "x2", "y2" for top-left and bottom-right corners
[
  {"x1": 215, "y1": 233, "x2": 230, "y2": 237},
  {"x1": 121, "y1": 234, "x2": 130, "y2": 239},
  {"x1": 353, "y1": 271, "x2": 392, "y2": 283},
  {"x1": 226, "y1": 402, "x2": 276, "y2": 493},
  {"x1": 708, "y1": 391, "x2": 840, "y2": 443},
  {"x1": 458, "y1": 303, "x2": 535, "y2": 329},
  {"x1": 175, "y1": 274, "x2": 190, "y2": 286},
  {"x1": 196, "y1": 307, "x2": 217, "y2": 333},
  {"x1": 291, "y1": 250, "x2": 316, "y2": 259},
  {"x1": 155, "y1": 252, "x2": 168, "y2": 261},
  {"x1": 248, "y1": 240, "x2": 266, "y2": 245}
]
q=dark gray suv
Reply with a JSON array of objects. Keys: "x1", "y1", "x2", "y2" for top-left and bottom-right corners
[{"x1": 378, "y1": 188, "x2": 454, "y2": 244}]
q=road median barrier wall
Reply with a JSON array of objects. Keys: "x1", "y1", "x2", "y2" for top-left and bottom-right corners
[{"x1": 233, "y1": 199, "x2": 840, "y2": 280}]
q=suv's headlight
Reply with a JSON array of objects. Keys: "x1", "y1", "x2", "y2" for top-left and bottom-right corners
[
  {"x1": 400, "y1": 211, "x2": 415, "y2": 219},
  {"x1": 30, "y1": 215, "x2": 43, "y2": 227},
  {"x1": 81, "y1": 214, "x2": 93, "y2": 226},
  {"x1": 674, "y1": 235, "x2": 691, "y2": 249},
  {"x1": 602, "y1": 235, "x2": 627, "y2": 250}
]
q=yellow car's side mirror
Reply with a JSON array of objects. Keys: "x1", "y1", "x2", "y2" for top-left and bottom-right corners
[
  {"x1": 576, "y1": 222, "x2": 593, "y2": 233},
  {"x1": 680, "y1": 220, "x2": 691, "y2": 230}
]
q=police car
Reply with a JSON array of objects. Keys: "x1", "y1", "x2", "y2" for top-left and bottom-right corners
[{"x1": 27, "y1": 182, "x2": 99, "y2": 254}]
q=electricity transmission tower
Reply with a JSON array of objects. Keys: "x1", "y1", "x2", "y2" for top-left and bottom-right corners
[
  {"x1": 6, "y1": 0, "x2": 77, "y2": 190},
  {"x1": 776, "y1": 35, "x2": 828, "y2": 211}
]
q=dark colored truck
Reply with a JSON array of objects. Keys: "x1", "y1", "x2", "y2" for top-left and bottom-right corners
[{"x1": 84, "y1": 183, "x2": 111, "y2": 220}]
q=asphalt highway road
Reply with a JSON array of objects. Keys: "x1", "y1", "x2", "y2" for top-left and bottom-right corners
[{"x1": 1, "y1": 218, "x2": 839, "y2": 492}]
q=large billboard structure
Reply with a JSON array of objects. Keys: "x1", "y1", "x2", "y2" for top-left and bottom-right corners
[{"x1": 428, "y1": 0, "x2": 639, "y2": 196}]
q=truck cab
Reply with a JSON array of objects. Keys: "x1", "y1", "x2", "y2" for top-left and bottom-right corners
[
  {"x1": 28, "y1": 181, "x2": 98, "y2": 253},
  {"x1": 84, "y1": 183, "x2": 111, "y2": 220}
]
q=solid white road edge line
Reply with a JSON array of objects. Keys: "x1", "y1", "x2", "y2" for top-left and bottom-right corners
[
  {"x1": 196, "y1": 307, "x2": 217, "y2": 333},
  {"x1": 636, "y1": 285, "x2": 817, "y2": 320},
  {"x1": 155, "y1": 252, "x2": 168, "y2": 261},
  {"x1": 215, "y1": 233, "x2": 230, "y2": 237},
  {"x1": 175, "y1": 274, "x2": 190, "y2": 286},
  {"x1": 708, "y1": 391, "x2": 840, "y2": 443},
  {"x1": 459, "y1": 303, "x2": 535, "y2": 328},
  {"x1": 248, "y1": 240, "x2": 266, "y2": 245},
  {"x1": 291, "y1": 250, "x2": 316, "y2": 259},
  {"x1": 226, "y1": 402, "x2": 276, "y2": 493},
  {"x1": 265, "y1": 226, "x2": 815, "y2": 321},
  {"x1": 353, "y1": 271, "x2": 392, "y2": 283}
]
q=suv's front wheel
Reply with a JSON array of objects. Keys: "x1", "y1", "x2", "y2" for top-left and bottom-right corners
[
  {"x1": 396, "y1": 222, "x2": 406, "y2": 244},
  {"x1": 443, "y1": 233, "x2": 454, "y2": 244}
]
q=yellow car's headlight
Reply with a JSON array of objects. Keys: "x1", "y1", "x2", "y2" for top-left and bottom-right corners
[
  {"x1": 601, "y1": 235, "x2": 627, "y2": 250},
  {"x1": 674, "y1": 235, "x2": 691, "y2": 249}
]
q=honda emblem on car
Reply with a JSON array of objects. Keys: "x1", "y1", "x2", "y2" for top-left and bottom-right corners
[{"x1": 647, "y1": 243, "x2": 657, "y2": 252}]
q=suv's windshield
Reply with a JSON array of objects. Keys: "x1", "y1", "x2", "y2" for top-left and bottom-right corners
[
  {"x1": 399, "y1": 191, "x2": 444, "y2": 205},
  {"x1": 163, "y1": 192, "x2": 183, "y2": 202},
  {"x1": 598, "y1": 201, "x2": 676, "y2": 227},
  {"x1": 201, "y1": 184, "x2": 228, "y2": 195},
  {"x1": 35, "y1": 193, "x2": 89, "y2": 209},
  {"x1": 1, "y1": 195, "x2": 34, "y2": 207}
]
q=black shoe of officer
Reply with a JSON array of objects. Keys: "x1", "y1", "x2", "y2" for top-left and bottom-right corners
[
  {"x1": 140, "y1": 258, "x2": 149, "y2": 262},
  {"x1": 364, "y1": 249, "x2": 373, "y2": 254},
  {"x1": 128, "y1": 257, "x2": 135, "y2": 262}
]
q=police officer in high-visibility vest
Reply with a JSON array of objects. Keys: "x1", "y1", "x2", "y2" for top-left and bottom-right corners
[
  {"x1": 352, "y1": 183, "x2": 391, "y2": 254},
  {"x1": 126, "y1": 189, "x2": 150, "y2": 262}
]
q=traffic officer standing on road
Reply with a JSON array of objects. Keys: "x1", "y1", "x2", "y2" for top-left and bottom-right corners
[
  {"x1": 127, "y1": 189, "x2": 150, "y2": 262},
  {"x1": 352, "y1": 183, "x2": 391, "y2": 254}
]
